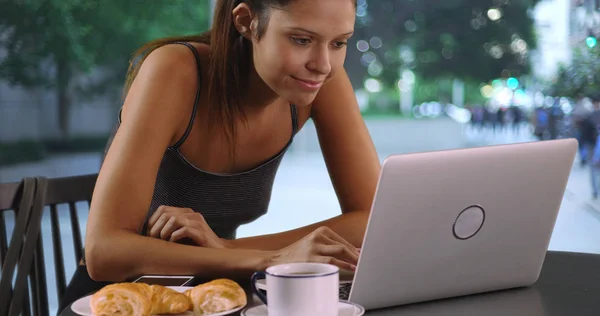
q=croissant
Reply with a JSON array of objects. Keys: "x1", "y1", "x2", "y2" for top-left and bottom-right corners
[
  {"x1": 184, "y1": 279, "x2": 247, "y2": 315},
  {"x1": 90, "y1": 283, "x2": 153, "y2": 316},
  {"x1": 149, "y1": 284, "x2": 192, "y2": 315},
  {"x1": 90, "y1": 283, "x2": 191, "y2": 316}
]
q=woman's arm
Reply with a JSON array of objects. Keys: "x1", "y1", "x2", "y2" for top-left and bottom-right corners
[
  {"x1": 85, "y1": 44, "x2": 276, "y2": 281},
  {"x1": 231, "y1": 211, "x2": 369, "y2": 251},
  {"x1": 230, "y1": 68, "x2": 380, "y2": 250}
]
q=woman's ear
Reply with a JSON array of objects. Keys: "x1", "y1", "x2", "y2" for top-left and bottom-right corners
[{"x1": 232, "y1": 3, "x2": 255, "y2": 40}]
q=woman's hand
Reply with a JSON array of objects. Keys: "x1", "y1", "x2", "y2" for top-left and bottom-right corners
[
  {"x1": 147, "y1": 206, "x2": 230, "y2": 249},
  {"x1": 269, "y1": 226, "x2": 360, "y2": 272}
]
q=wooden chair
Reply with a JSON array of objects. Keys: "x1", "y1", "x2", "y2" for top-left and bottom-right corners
[
  {"x1": 0, "y1": 177, "x2": 47, "y2": 316},
  {"x1": 0, "y1": 173, "x2": 98, "y2": 316},
  {"x1": 42, "y1": 173, "x2": 97, "y2": 308}
]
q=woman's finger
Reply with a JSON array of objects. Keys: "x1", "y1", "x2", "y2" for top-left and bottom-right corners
[
  {"x1": 321, "y1": 234, "x2": 360, "y2": 257},
  {"x1": 318, "y1": 244, "x2": 359, "y2": 266},
  {"x1": 148, "y1": 206, "x2": 193, "y2": 230},
  {"x1": 170, "y1": 226, "x2": 203, "y2": 246},
  {"x1": 316, "y1": 256, "x2": 356, "y2": 272},
  {"x1": 148, "y1": 212, "x2": 172, "y2": 238},
  {"x1": 160, "y1": 216, "x2": 182, "y2": 240},
  {"x1": 148, "y1": 205, "x2": 173, "y2": 229},
  {"x1": 320, "y1": 228, "x2": 359, "y2": 255}
]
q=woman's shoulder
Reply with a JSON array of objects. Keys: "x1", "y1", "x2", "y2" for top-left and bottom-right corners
[
  {"x1": 143, "y1": 42, "x2": 208, "y2": 80},
  {"x1": 186, "y1": 41, "x2": 210, "y2": 57},
  {"x1": 119, "y1": 42, "x2": 208, "y2": 134}
]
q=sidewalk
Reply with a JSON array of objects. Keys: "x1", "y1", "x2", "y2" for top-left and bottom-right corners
[
  {"x1": 548, "y1": 162, "x2": 600, "y2": 254},
  {"x1": 563, "y1": 161, "x2": 600, "y2": 213}
]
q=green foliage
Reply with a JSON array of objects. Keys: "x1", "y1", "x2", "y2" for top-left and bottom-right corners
[
  {"x1": 547, "y1": 46, "x2": 600, "y2": 98},
  {"x1": 0, "y1": 140, "x2": 46, "y2": 166},
  {"x1": 0, "y1": 0, "x2": 210, "y2": 87},
  {"x1": 0, "y1": 135, "x2": 111, "y2": 166},
  {"x1": 413, "y1": 78, "x2": 486, "y2": 105},
  {"x1": 0, "y1": 0, "x2": 211, "y2": 137},
  {"x1": 346, "y1": 0, "x2": 540, "y2": 90}
]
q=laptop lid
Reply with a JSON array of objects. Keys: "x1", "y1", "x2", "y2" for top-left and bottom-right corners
[{"x1": 348, "y1": 139, "x2": 577, "y2": 310}]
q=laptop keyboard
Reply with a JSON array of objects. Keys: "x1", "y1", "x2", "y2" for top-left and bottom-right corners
[{"x1": 339, "y1": 282, "x2": 352, "y2": 300}]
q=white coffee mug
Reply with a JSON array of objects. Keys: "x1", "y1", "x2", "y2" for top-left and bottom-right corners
[{"x1": 251, "y1": 262, "x2": 339, "y2": 316}]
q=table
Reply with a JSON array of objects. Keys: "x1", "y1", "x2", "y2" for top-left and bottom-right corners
[{"x1": 61, "y1": 251, "x2": 600, "y2": 316}]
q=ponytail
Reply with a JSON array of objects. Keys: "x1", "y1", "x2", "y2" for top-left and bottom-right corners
[{"x1": 207, "y1": 0, "x2": 252, "y2": 160}]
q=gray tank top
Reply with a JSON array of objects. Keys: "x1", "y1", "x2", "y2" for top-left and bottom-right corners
[{"x1": 104, "y1": 42, "x2": 298, "y2": 240}]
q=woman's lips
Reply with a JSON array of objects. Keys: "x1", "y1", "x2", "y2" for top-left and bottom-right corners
[{"x1": 292, "y1": 76, "x2": 323, "y2": 91}]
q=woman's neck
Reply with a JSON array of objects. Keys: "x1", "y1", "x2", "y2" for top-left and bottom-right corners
[{"x1": 243, "y1": 64, "x2": 280, "y2": 112}]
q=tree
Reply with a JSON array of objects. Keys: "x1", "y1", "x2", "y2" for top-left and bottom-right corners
[
  {"x1": 547, "y1": 46, "x2": 600, "y2": 98},
  {"x1": 0, "y1": 0, "x2": 211, "y2": 139},
  {"x1": 346, "y1": 0, "x2": 540, "y2": 91}
]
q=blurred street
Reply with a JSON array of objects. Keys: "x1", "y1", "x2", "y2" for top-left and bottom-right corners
[{"x1": 2, "y1": 118, "x2": 600, "y2": 314}]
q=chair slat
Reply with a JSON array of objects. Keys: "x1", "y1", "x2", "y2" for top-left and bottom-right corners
[
  {"x1": 0, "y1": 181, "x2": 20, "y2": 210},
  {"x1": 8, "y1": 177, "x2": 47, "y2": 316},
  {"x1": 32, "y1": 235, "x2": 49, "y2": 316},
  {"x1": 69, "y1": 202, "x2": 83, "y2": 264},
  {"x1": 29, "y1": 255, "x2": 39, "y2": 316},
  {"x1": 50, "y1": 204, "x2": 67, "y2": 302},
  {"x1": 0, "y1": 181, "x2": 20, "y2": 272},
  {"x1": 22, "y1": 282, "x2": 31, "y2": 316},
  {"x1": 45, "y1": 175, "x2": 96, "y2": 206},
  {"x1": 0, "y1": 211, "x2": 8, "y2": 267},
  {"x1": 0, "y1": 178, "x2": 36, "y2": 316}
]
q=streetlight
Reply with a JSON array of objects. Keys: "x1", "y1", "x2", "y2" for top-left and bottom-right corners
[
  {"x1": 507, "y1": 77, "x2": 520, "y2": 90},
  {"x1": 586, "y1": 36, "x2": 597, "y2": 48}
]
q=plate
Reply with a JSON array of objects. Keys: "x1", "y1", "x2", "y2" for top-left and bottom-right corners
[
  {"x1": 71, "y1": 286, "x2": 246, "y2": 316},
  {"x1": 241, "y1": 301, "x2": 365, "y2": 316}
]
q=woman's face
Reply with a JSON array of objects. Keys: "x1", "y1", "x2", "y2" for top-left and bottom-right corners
[{"x1": 251, "y1": 0, "x2": 356, "y2": 106}]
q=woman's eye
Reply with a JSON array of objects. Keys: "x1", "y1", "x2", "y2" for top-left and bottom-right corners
[
  {"x1": 292, "y1": 37, "x2": 311, "y2": 45},
  {"x1": 333, "y1": 41, "x2": 348, "y2": 49}
]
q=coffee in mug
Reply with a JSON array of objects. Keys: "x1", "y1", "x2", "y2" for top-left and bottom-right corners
[{"x1": 251, "y1": 263, "x2": 339, "y2": 316}]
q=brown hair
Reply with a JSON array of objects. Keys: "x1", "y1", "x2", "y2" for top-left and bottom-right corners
[{"x1": 123, "y1": 0, "x2": 355, "y2": 161}]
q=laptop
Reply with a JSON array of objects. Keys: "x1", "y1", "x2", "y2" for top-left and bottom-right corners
[{"x1": 259, "y1": 139, "x2": 577, "y2": 310}]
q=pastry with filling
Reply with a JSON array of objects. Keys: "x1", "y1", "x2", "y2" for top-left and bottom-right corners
[
  {"x1": 89, "y1": 282, "x2": 191, "y2": 315},
  {"x1": 185, "y1": 279, "x2": 247, "y2": 315}
]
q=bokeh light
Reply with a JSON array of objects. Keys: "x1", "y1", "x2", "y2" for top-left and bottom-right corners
[
  {"x1": 405, "y1": 20, "x2": 418, "y2": 32},
  {"x1": 480, "y1": 85, "x2": 494, "y2": 98},
  {"x1": 487, "y1": 8, "x2": 502, "y2": 21},
  {"x1": 356, "y1": 40, "x2": 370, "y2": 52},
  {"x1": 368, "y1": 61, "x2": 383, "y2": 76},
  {"x1": 369, "y1": 37, "x2": 383, "y2": 49},
  {"x1": 365, "y1": 78, "x2": 382, "y2": 93},
  {"x1": 507, "y1": 77, "x2": 519, "y2": 90},
  {"x1": 360, "y1": 52, "x2": 377, "y2": 66}
]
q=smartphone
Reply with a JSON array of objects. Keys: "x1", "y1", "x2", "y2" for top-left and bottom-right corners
[{"x1": 133, "y1": 275, "x2": 195, "y2": 286}]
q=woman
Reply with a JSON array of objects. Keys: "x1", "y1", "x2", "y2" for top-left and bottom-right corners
[{"x1": 60, "y1": 0, "x2": 380, "y2": 312}]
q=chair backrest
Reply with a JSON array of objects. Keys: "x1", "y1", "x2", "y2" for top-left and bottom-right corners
[
  {"x1": 0, "y1": 179, "x2": 26, "y2": 267},
  {"x1": 0, "y1": 177, "x2": 47, "y2": 316},
  {"x1": 43, "y1": 173, "x2": 97, "y2": 309},
  {"x1": 0, "y1": 173, "x2": 97, "y2": 316}
]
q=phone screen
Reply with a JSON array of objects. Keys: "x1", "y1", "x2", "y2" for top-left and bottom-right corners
[{"x1": 133, "y1": 276, "x2": 194, "y2": 286}]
